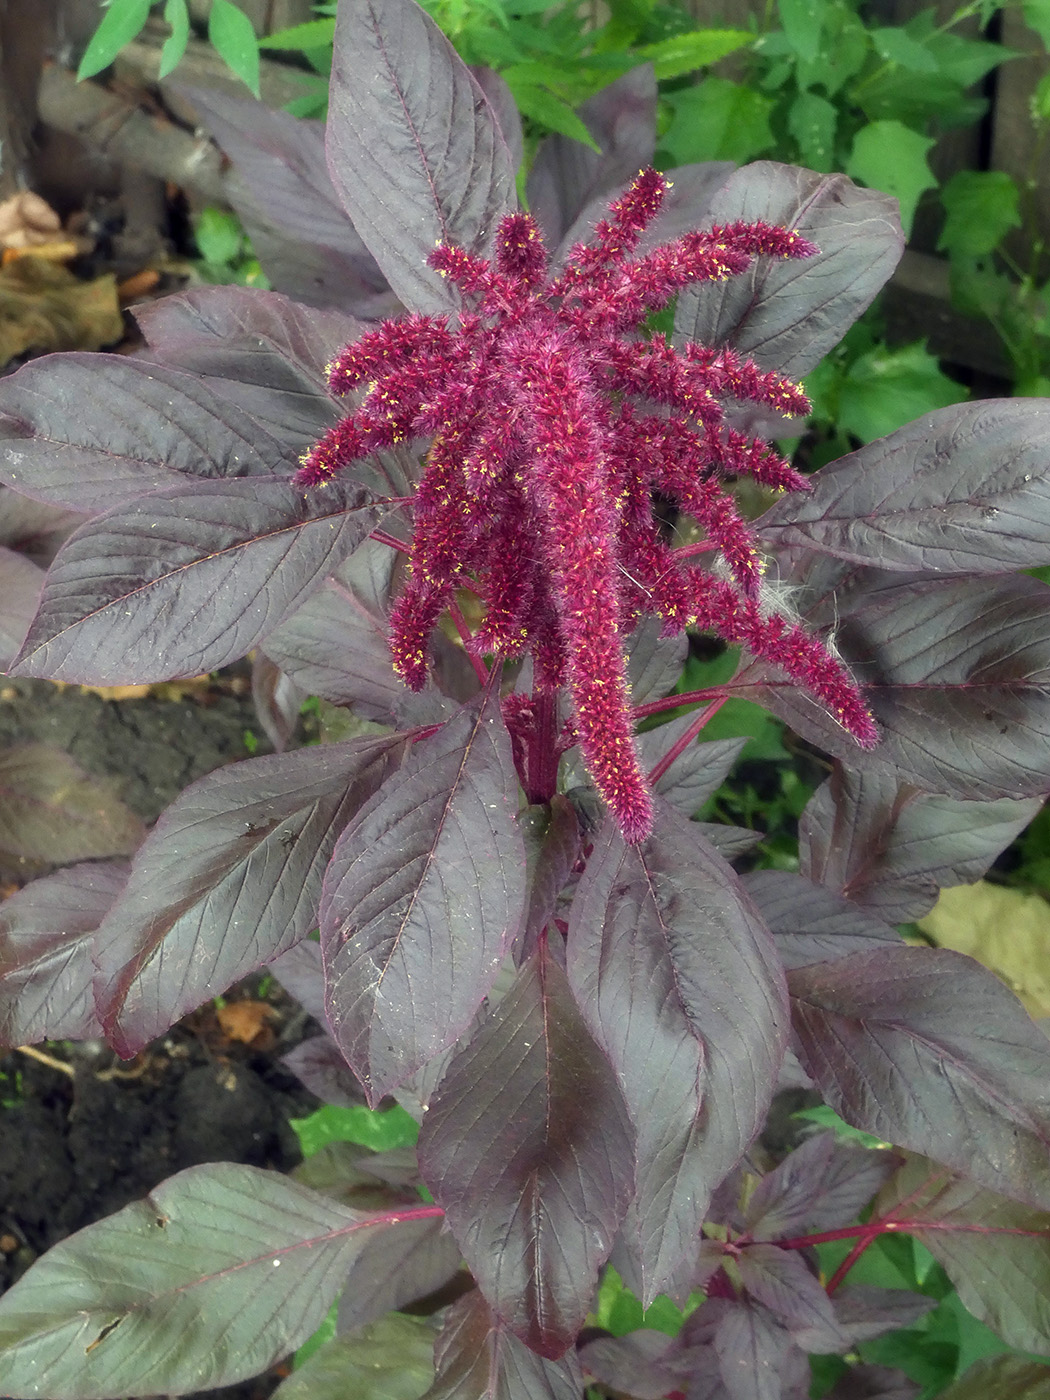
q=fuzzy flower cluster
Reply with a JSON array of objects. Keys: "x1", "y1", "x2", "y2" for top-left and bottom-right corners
[{"x1": 297, "y1": 169, "x2": 878, "y2": 843}]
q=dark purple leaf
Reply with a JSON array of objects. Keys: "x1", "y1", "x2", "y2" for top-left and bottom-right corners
[
  {"x1": 567, "y1": 803, "x2": 788, "y2": 1301},
  {"x1": 527, "y1": 66, "x2": 658, "y2": 251},
  {"x1": 270, "y1": 938, "x2": 327, "y2": 1022},
  {"x1": 271, "y1": 1315, "x2": 436, "y2": 1400},
  {"x1": 736, "y1": 1244, "x2": 848, "y2": 1352},
  {"x1": 0, "y1": 1162, "x2": 437, "y2": 1398},
  {"x1": 0, "y1": 484, "x2": 83, "y2": 565},
  {"x1": 827, "y1": 1365, "x2": 921, "y2": 1400},
  {"x1": 712, "y1": 1298, "x2": 795, "y2": 1400},
  {"x1": 133, "y1": 286, "x2": 359, "y2": 450},
  {"x1": 579, "y1": 1329, "x2": 696, "y2": 1399},
  {"x1": 282, "y1": 1036, "x2": 362, "y2": 1109},
  {"x1": 697, "y1": 821, "x2": 766, "y2": 859},
  {"x1": 636, "y1": 720, "x2": 747, "y2": 814},
  {"x1": 743, "y1": 1131, "x2": 898, "y2": 1240},
  {"x1": 0, "y1": 356, "x2": 294, "y2": 514},
  {"x1": 790, "y1": 946, "x2": 1050, "y2": 1210},
  {"x1": 797, "y1": 768, "x2": 1041, "y2": 924},
  {"x1": 876, "y1": 1154, "x2": 1050, "y2": 1357},
  {"x1": 178, "y1": 86, "x2": 398, "y2": 317},
  {"x1": 250, "y1": 652, "x2": 304, "y2": 754},
  {"x1": 745, "y1": 569, "x2": 1050, "y2": 802},
  {"x1": 0, "y1": 744, "x2": 144, "y2": 864},
  {"x1": 321, "y1": 691, "x2": 526, "y2": 1103},
  {"x1": 0, "y1": 545, "x2": 42, "y2": 669},
  {"x1": 0, "y1": 859, "x2": 126, "y2": 1045},
  {"x1": 936, "y1": 1356, "x2": 1050, "y2": 1398},
  {"x1": 325, "y1": 0, "x2": 516, "y2": 314},
  {"x1": 758, "y1": 400, "x2": 1050, "y2": 575},
  {"x1": 262, "y1": 533, "x2": 403, "y2": 717},
  {"x1": 626, "y1": 616, "x2": 690, "y2": 704},
  {"x1": 829, "y1": 1286, "x2": 937, "y2": 1344},
  {"x1": 675, "y1": 163, "x2": 903, "y2": 379},
  {"x1": 514, "y1": 795, "x2": 581, "y2": 964},
  {"x1": 336, "y1": 1211, "x2": 462, "y2": 1332},
  {"x1": 425, "y1": 1288, "x2": 587, "y2": 1400},
  {"x1": 10, "y1": 476, "x2": 376, "y2": 684},
  {"x1": 94, "y1": 735, "x2": 403, "y2": 1056},
  {"x1": 471, "y1": 66, "x2": 524, "y2": 177},
  {"x1": 744, "y1": 870, "x2": 903, "y2": 970},
  {"x1": 418, "y1": 940, "x2": 634, "y2": 1358}
]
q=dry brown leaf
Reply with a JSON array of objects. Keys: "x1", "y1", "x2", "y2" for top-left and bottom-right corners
[
  {"x1": 918, "y1": 881, "x2": 1050, "y2": 1019},
  {"x1": 216, "y1": 1000, "x2": 278, "y2": 1046},
  {"x1": 0, "y1": 192, "x2": 61, "y2": 250},
  {"x1": 0, "y1": 257, "x2": 124, "y2": 368}
]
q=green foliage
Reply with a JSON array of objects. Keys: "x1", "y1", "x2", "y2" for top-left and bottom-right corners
[
  {"x1": 846, "y1": 120, "x2": 937, "y2": 235},
  {"x1": 289, "y1": 1102, "x2": 421, "y2": 1158},
  {"x1": 192, "y1": 207, "x2": 268, "y2": 287},
  {"x1": 208, "y1": 0, "x2": 261, "y2": 96},
  {"x1": 158, "y1": 0, "x2": 190, "y2": 78},
  {"x1": 938, "y1": 170, "x2": 1023, "y2": 258},
  {"x1": 78, "y1": 0, "x2": 152, "y2": 79}
]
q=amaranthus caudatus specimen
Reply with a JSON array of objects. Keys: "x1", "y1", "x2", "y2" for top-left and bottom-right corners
[{"x1": 296, "y1": 168, "x2": 878, "y2": 842}]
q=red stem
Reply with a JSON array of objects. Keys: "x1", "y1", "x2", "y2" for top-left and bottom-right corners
[
  {"x1": 447, "y1": 599, "x2": 491, "y2": 689},
  {"x1": 647, "y1": 696, "x2": 729, "y2": 787},
  {"x1": 524, "y1": 689, "x2": 560, "y2": 805}
]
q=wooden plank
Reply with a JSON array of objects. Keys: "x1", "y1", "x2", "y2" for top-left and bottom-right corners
[{"x1": 990, "y1": 6, "x2": 1050, "y2": 274}]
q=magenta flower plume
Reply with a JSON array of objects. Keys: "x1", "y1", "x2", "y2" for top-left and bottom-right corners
[{"x1": 297, "y1": 169, "x2": 878, "y2": 843}]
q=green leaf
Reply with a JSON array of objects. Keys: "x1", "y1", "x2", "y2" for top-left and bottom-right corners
[
  {"x1": 777, "y1": 0, "x2": 825, "y2": 62},
  {"x1": 846, "y1": 119, "x2": 936, "y2": 234},
  {"x1": 939, "y1": 170, "x2": 1022, "y2": 259},
  {"x1": 158, "y1": 0, "x2": 190, "y2": 79},
  {"x1": 660, "y1": 78, "x2": 775, "y2": 164},
  {"x1": 500, "y1": 76, "x2": 599, "y2": 149},
  {"x1": 259, "y1": 17, "x2": 337, "y2": 50},
  {"x1": 208, "y1": 0, "x2": 260, "y2": 97},
  {"x1": 0, "y1": 1163, "x2": 422, "y2": 1397},
  {"x1": 635, "y1": 28, "x2": 752, "y2": 80},
  {"x1": 275, "y1": 1316, "x2": 436, "y2": 1400},
  {"x1": 787, "y1": 90, "x2": 837, "y2": 170},
  {"x1": 871, "y1": 25, "x2": 939, "y2": 71},
  {"x1": 77, "y1": 0, "x2": 152, "y2": 80},
  {"x1": 836, "y1": 340, "x2": 966, "y2": 443},
  {"x1": 290, "y1": 1103, "x2": 421, "y2": 1158},
  {"x1": 1023, "y1": 0, "x2": 1050, "y2": 47},
  {"x1": 194, "y1": 206, "x2": 244, "y2": 265}
]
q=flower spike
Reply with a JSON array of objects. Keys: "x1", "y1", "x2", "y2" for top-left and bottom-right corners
[{"x1": 297, "y1": 169, "x2": 878, "y2": 841}]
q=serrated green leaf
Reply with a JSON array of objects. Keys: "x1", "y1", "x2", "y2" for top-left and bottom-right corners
[
  {"x1": 208, "y1": 0, "x2": 260, "y2": 97},
  {"x1": 259, "y1": 17, "x2": 337, "y2": 50},
  {"x1": 836, "y1": 340, "x2": 966, "y2": 443},
  {"x1": 635, "y1": 28, "x2": 752, "y2": 80},
  {"x1": 660, "y1": 78, "x2": 774, "y2": 164},
  {"x1": 777, "y1": 0, "x2": 824, "y2": 62},
  {"x1": 847, "y1": 119, "x2": 937, "y2": 234},
  {"x1": 501, "y1": 76, "x2": 599, "y2": 149},
  {"x1": 1023, "y1": 0, "x2": 1050, "y2": 45},
  {"x1": 787, "y1": 90, "x2": 837, "y2": 170},
  {"x1": 77, "y1": 0, "x2": 152, "y2": 80},
  {"x1": 939, "y1": 169, "x2": 1022, "y2": 259},
  {"x1": 158, "y1": 0, "x2": 190, "y2": 79}
]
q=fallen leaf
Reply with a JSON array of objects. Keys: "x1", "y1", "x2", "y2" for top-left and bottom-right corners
[
  {"x1": 918, "y1": 881, "x2": 1050, "y2": 1018},
  {"x1": 217, "y1": 999, "x2": 279, "y2": 1046},
  {"x1": 0, "y1": 256, "x2": 124, "y2": 368},
  {"x1": 0, "y1": 192, "x2": 62, "y2": 250}
]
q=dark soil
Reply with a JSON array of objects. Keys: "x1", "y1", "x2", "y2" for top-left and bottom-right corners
[{"x1": 0, "y1": 676, "x2": 322, "y2": 1400}]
